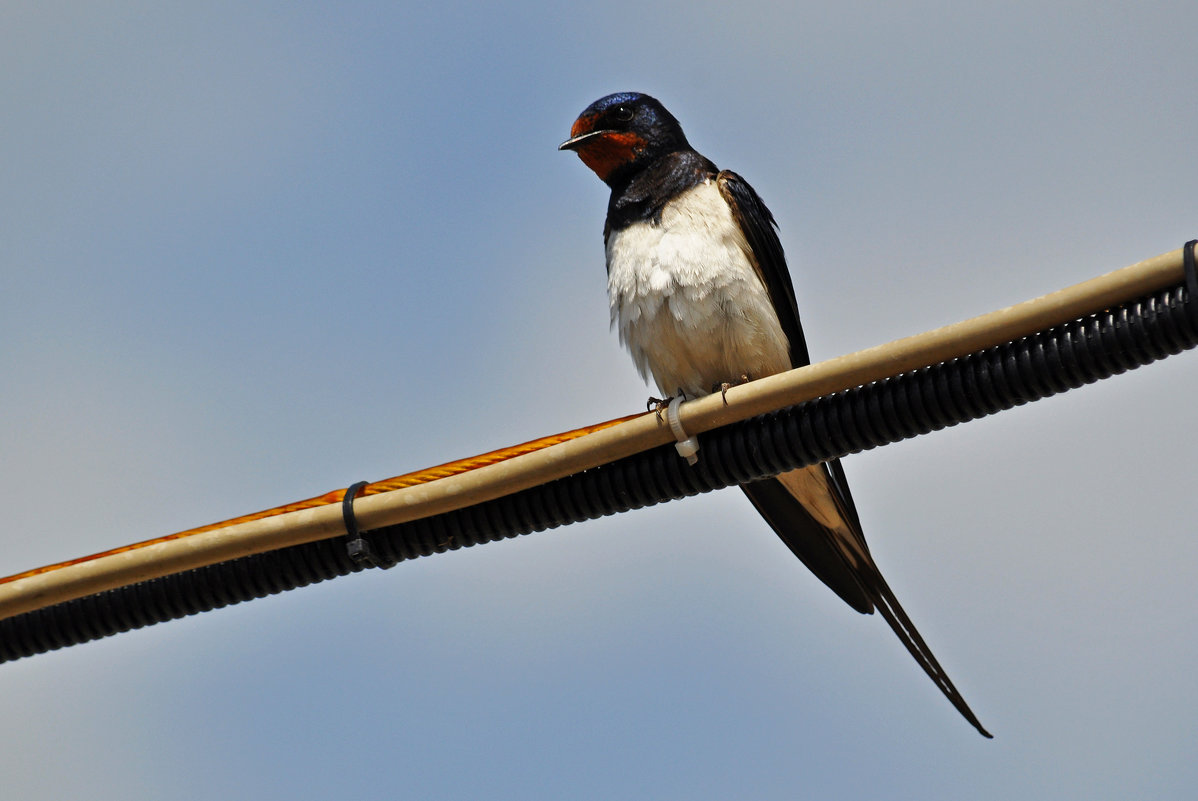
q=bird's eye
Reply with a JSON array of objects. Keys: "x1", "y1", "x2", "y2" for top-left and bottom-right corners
[{"x1": 613, "y1": 106, "x2": 634, "y2": 122}]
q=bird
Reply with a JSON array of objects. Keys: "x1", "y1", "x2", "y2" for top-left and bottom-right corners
[{"x1": 560, "y1": 91, "x2": 990, "y2": 737}]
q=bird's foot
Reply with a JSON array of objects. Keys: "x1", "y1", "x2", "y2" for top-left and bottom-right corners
[
  {"x1": 716, "y1": 374, "x2": 751, "y2": 405},
  {"x1": 647, "y1": 395, "x2": 674, "y2": 422},
  {"x1": 649, "y1": 391, "x2": 691, "y2": 421}
]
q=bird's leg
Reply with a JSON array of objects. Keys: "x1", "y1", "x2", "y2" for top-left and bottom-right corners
[
  {"x1": 647, "y1": 395, "x2": 672, "y2": 422},
  {"x1": 648, "y1": 389, "x2": 687, "y2": 422},
  {"x1": 716, "y1": 374, "x2": 751, "y2": 404}
]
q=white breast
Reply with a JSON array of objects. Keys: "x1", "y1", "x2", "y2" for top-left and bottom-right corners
[{"x1": 606, "y1": 180, "x2": 792, "y2": 398}]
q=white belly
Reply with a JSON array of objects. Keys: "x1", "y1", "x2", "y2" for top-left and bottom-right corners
[{"x1": 606, "y1": 180, "x2": 792, "y2": 398}]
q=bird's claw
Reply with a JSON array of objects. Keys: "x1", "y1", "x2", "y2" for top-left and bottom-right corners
[
  {"x1": 716, "y1": 374, "x2": 751, "y2": 405},
  {"x1": 647, "y1": 395, "x2": 673, "y2": 421}
]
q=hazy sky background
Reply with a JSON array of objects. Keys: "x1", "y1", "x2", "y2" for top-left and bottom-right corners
[{"x1": 3, "y1": 2, "x2": 1197, "y2": 798}]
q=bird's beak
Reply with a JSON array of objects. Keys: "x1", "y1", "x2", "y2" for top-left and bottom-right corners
[{"x1": 558, "y1": 129, "x2": 612, "y2": 151}]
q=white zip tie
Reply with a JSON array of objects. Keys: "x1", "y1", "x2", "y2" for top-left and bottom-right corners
[{"x1": 666, "y1": 395, "x2": 700, "y2": 465}]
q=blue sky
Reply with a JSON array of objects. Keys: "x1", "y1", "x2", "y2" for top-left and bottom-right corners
[{"x1": 3, "y1": 2, "x2": 1197, "y2": 798}]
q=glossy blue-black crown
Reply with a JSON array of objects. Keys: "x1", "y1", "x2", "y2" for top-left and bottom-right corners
[{"x1": 578, "y1": 92, "x2": 690, "y2": 153}]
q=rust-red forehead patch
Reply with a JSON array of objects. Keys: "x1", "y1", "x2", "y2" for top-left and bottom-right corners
[{"x1": 570, "y1": 112, "x2": 598, "y2": 138}]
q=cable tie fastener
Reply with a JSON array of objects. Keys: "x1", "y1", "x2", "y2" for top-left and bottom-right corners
[
  {"x1": 666, "y1": 395, "x2": 700, "y2": 465},
  {"x1": 1184, "y1": 239, "x2": 1198, "y2": 328},
  {"x1": 343, "y1": 480, "x2": 385, "y2": 568}
]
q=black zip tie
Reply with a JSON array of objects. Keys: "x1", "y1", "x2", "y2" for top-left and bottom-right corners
[
  {"x1": 343, "y1": 480, "x2": 383, "y2": 568},
  {"x1": 1184, "y1": 239, "x2": 1198, "y2": 329}
]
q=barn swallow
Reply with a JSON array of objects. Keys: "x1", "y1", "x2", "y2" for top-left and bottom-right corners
[{"x1": 561, "y1": 91, "x2": 990, "y2": 737}]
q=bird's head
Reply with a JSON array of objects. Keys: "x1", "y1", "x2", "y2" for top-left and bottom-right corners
[{"x1": 559, "y1": 92, "x2": 690, "y2": 185}]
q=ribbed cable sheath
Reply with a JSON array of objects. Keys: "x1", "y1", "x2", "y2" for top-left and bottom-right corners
[{"x1": 1, "y1": 283, "x2": 1194, "y2": 663}]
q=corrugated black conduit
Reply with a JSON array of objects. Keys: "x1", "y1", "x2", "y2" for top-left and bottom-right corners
[{"x1": 2, "y1": 279, "x2": 1196, "y2": 663}]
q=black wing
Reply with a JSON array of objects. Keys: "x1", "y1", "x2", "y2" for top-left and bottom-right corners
[{"x1": 716, "y1": 171, "x2": 811, "y2": 367}]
